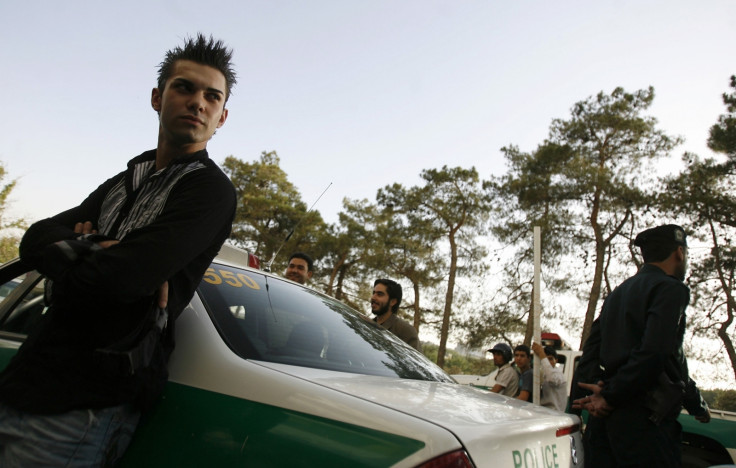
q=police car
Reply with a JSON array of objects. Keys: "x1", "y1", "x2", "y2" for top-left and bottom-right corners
[{"x1": 0, "y1": 245, "x2": 583, "y2": 467}]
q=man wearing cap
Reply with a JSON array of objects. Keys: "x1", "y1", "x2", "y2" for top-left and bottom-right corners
[
  {"x1": 488, "y1": 343, "x2": 519, "y2": 397},
  {"x1": 572, "y1": 224, "x2": 710, "y2": 467},
  {"x1": 531, "y1": 342, "x2": 567, "y2": 412}
]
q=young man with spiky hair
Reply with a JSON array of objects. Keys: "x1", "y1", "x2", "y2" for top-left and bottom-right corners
[{"x1": 0, "y1": 34, "x2": 237, "y2": 466}]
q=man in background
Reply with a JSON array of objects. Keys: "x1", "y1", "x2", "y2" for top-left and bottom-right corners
[
  {"x1": 514, "y1": 345, "x2": 533, "y2": 402},
  {"x1": 370, "y1": 278, "x2": 421, "y2": 351},
  {"x1": 531, "y1": 343, "x2": 567, "y2": 412},
  {"x1": 488, "y1": 343, "x2": 519, "y2": 397},
  {"x1": 284, "y1": 252, "x2": 314, "y2": 285}
]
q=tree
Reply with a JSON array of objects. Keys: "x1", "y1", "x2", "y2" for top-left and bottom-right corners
[
  {"x1": 319, "y1": 198, "x2": 379, "y2": 308},
  {"x1": 707, "y1": 75, "x2": 736, "y2": 162},
  {"x1": 485, "y1": 143, "x2": 581, "y2": 346},
  {"x1": 656, "y1": 76, "x2": 736, "y2": 380},
  {"x1": 377, "y1": 167, "x2": 490, "y2": 367},
  {"x1": 489, "y1": 87, "x2": 681, "y2": 349},
  {"x1": 222, "y1": 152, "x2": 326, "y2": 271},
  {"x1": 368, "y1": 197, "x2": 446, "y2": 332},
  {"x1": 0, "y1": 162, "x2": 26, "y2": 263}
]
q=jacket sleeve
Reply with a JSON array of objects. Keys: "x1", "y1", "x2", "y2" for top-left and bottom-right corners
[
  {"x1": 568, "y1": 314, "x2": 603, "y2": 413},
  {"x1": 683, "y1": 378, "x2": 709, "y2": 416},
  {"x1": 601, "y1": 281, "x2": 688, "y2": 407},
  {"x1": 19, "y1": 175, "x2": 121, "y2": 270},
  {"x1": 23, "y1": 168, "x2": 235, "y2": 306}
]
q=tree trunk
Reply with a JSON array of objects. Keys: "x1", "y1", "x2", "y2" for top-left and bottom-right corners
[
  {"x1": 523, "y1": 282, "x2": 535, "y2": 346},
  {"x1": 708, "y1": 218, "x2": 736, "y2": 380},
  {"x1": 335, "y1": 263, "x2": 349, "y2": 301},
  {"x1": 580, "y1": 190, "x2": 605, "y2": 349},
  {"x1": 326, "y1": 253, "x2": 347, "y2": 296},
  {"x1": 437, "y1": 231, "x2": 458, "y2": 368},
  {"x1": 412, "y1": 282, "x2": 421, "y2": 332}
]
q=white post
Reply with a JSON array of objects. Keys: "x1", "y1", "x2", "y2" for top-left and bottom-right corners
[{"x1": 533, "y1": 226, "x2": 541, "y2": 405}]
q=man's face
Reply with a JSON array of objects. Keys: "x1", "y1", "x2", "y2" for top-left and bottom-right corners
[
  {"x1": 491, "y1": 351, "x2": 506, "y2": 367},
  {"x1": 151, "y1": 60, "x2": 228, "y2": 151},
  {"x1": 370, "y1": 283, "x2": 395, "y2": 316},
  {"x1": 514, "y1": 350, "x2": 530, "y2": 371},
  {"x1": 285, "y1": 258, "x2": 312, "y2": 284},
  {"x1": 547, "y1": 355, "x2": 557, "y2": 367}
]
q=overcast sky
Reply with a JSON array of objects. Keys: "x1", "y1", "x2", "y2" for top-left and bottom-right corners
[{"x1": 2, "y1": 1, "x2": 735, "y2": 226}]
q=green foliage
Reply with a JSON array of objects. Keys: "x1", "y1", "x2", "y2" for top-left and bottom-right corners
[
  {"x1": 422, "y1": 342, "x2": 495, "y2": 376},
  {"x1": 371, "y1": 183, "x2": 446, "y2": 331},
  {"x1": 378, "y1": 166, "x2": 491, "y2": 367},
  {"x1": 658, "y1": 80, "x2": 736, "y2": 382},
  {"x1": 0, "y1": 162, "x2": 26, "y2": 263},
  {"x1": 222, "y1": 152, "x2": 326, "y2": 272},
  {"x1": 701, "y1": 389, "x2": 736, "y2": 412},
  {"x1": 715, "y1": 390, "x2": 736, "y2": 412},
  {"x1": 487, "y1": 86, "x2": 681, "y2": 349},
  {"x1": 708, "y1": 75, "x2": 736, "y2": 160},
  {"x1": 319, "y1": 198, "x2": 381, "y2": 307}
]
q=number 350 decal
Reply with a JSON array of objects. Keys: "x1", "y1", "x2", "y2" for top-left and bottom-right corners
[{"x1": 203, "y1": 268, "x2": 261, "y2": 290}]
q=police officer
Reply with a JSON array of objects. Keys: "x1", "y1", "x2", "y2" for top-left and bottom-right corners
[{"x1": 572, "y1": 224, "x2": 710, "y2": 467}]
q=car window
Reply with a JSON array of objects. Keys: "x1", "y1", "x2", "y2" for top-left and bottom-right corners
[
  {"x1": 0, "y1": 272, "x2": 47, "y2": 336},
  {"x1": 199, "y1": 264, "x2": 452, "y2": 382},
  {"x1": 557, "y1": 354, "x2": 567, "y2": 374}
]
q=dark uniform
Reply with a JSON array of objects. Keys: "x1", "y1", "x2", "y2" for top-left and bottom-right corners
[{"x1": 574, "y1": 225, "x2": 709, "y2": 467}]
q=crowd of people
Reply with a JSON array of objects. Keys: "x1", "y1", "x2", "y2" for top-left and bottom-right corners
[{"x1": 485, "y1": 342, "x2": 568, "y2": 413}]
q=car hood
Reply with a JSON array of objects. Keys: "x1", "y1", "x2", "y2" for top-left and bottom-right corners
[{"x1": 256, "y1": 362, "x2": 580, "y2": 465}]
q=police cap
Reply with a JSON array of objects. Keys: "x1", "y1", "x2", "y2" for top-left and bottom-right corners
[{"x1": 634, "y1": 224, "x2": 687, "y2": 248}]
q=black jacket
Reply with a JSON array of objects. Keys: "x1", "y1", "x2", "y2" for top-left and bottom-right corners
[
  {"x1": 574, "y1": 264, "x2": 707, "y2": 416},
  {"x1": 0, "y1": 149, "x2": 235, "y2": 413}
]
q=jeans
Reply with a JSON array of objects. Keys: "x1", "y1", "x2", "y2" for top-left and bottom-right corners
[{"x1": 0, "y1": 402, "x2": 140, "y2": 468}]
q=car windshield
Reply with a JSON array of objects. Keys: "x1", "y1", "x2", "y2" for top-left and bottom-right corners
[{"x1": 198, "y1": 263, "x2": 452, "y2": 382}]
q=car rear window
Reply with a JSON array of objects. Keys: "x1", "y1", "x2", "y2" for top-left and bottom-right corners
[{"x1": 198, "y1": 264, "x2": 452, "y2": 382}]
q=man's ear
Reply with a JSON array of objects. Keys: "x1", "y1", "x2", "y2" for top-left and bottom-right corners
[
  {"x1": 216, "y1": 108, "x2": 229, "y2": 128},
  {"x1": 307, "y1": 270, "x2": 314, "y2": 280},
  {"x1": 151, "y1": 88, "x2": 162, "y2": 112},
  {"x1": 676, "y1": 246, "x2": 686, "y2": 262},
  {"x1": 389, "y1": 298, "x2": 397, "y2": 310}
]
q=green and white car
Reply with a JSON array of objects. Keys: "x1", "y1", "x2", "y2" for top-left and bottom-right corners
[{"x1": 0, "y1": 245, "x2": 583, "y2": 467}]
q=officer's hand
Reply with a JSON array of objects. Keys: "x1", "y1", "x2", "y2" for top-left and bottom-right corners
[{"x1": 572, "y1": 381, "x2": 614, "y2": 418}]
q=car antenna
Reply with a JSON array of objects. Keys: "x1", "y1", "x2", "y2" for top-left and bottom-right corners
[{"x1": 265, "y1": 182, "x2": 332, "y2": 272}]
